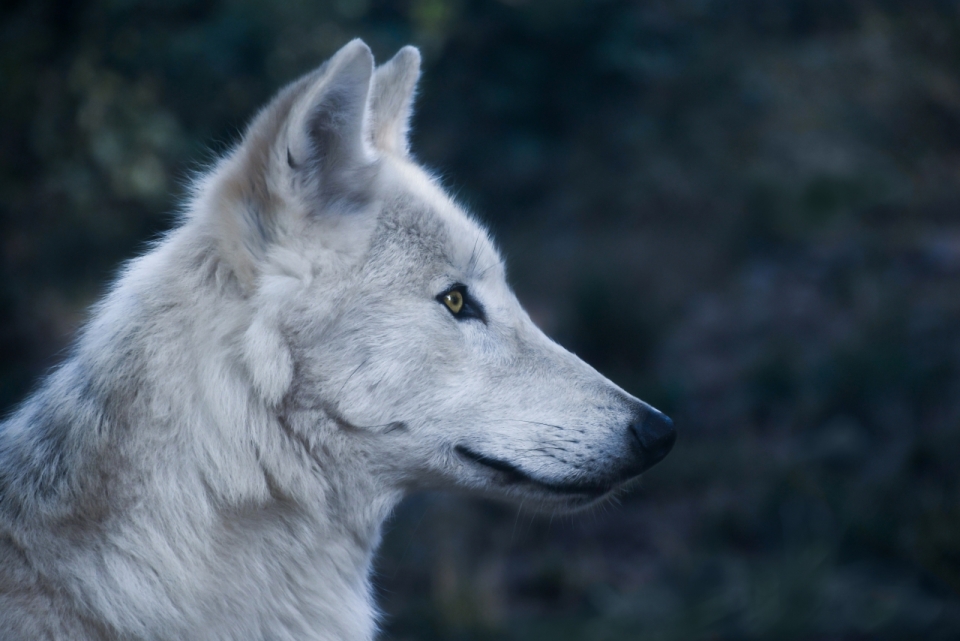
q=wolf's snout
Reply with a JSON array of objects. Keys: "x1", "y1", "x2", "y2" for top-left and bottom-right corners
[{"x1": 630, "y1": 408, "x2": 676, "y2": 473}]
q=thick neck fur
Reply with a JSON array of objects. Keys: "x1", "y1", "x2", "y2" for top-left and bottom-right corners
[{"x1": 0, "y1": 224, "x2": 398, "y2": 640}]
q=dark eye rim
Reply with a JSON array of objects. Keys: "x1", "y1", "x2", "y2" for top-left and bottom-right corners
[{"x1": 436, "y1": 284, "x2": 487, "y2": 323}]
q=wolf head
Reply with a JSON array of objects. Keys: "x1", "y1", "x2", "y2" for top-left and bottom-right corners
[{"x1": 194, "y1": 40, "x2": 674, "y2": 511}]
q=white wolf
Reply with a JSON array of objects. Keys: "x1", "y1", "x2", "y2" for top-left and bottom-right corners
[{"x1": 0, "y1": 40, "x2": 675, "y2": 640}]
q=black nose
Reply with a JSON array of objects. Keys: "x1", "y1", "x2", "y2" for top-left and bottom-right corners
[{"x1": 630, "y1": 408, "x2": 676, "y2": 473}]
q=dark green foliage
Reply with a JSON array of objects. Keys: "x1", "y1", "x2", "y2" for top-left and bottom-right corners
[{"x1": 2, "y1": 0, "x2": 960, "y2": 638}]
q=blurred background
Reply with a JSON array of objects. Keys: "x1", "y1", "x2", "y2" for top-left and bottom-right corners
[{"x1": 2, "y1": 0, "x2": 960, "y2": 639}]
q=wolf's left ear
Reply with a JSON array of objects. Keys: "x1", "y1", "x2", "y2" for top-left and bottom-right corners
[
  {"x1": 369, "y1": 46, "x2": 421, "y2": 155},
  {"x1": 285, "y1": 39, "x2": 378, "y2": 202}
]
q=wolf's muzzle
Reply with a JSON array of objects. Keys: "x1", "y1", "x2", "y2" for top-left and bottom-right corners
[{"x1": 630, "y1": 408, "x2": 676, "y2": 473}]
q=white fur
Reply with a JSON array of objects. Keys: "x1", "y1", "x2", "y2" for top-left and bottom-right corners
[{"x1": 0, "y1": 40, "x2": 668, "y2": 640}]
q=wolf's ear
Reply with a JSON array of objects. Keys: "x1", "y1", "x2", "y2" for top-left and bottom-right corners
[
  {"x1": 369, "y1": 46, "x2": 421, "y2": 155},
  {"x1": 285, "y1": 38, "x2": 377, "y2": 203},
  {"x1": 198, "y1": 39, "x2": 378, "y2": 292}
]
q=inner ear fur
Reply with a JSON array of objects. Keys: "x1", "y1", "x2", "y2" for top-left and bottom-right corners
[{"x1": 285, "y1": 39, "x2": 378, "y2": 206}]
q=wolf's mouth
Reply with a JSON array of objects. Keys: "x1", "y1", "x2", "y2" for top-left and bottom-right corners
[{"x1": 454, "y1": 445, "x2": 615, "y2": 498}]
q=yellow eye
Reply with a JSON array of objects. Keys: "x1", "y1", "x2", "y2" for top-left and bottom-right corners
[{"x1": 443, "y1": 290, "x2": 464, "y2": 314}]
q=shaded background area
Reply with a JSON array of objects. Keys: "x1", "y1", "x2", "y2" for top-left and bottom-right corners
[{"x1": 2, "y1": 0, "x2": 960, "y2": 638}]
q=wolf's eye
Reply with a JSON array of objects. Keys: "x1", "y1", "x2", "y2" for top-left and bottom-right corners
[
  {"x1": 442, "y1": 290, "x2": 464, "y2": 314},
  {"x1": 436, "y1": 285, "x2": 486, "y2": 323}
]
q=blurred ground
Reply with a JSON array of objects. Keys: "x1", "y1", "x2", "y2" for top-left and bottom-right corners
[{"x1": 2, "y1": 1, "x2": 960, "y2": 639}]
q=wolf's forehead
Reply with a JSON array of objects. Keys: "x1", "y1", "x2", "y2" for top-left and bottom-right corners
[
  {"x1": 381, "y1": 200, "x2": 501, "y2": 278},
  {"x1": 377, "y1": 163, "x2": 502, "y2": 279},
  {"x1": 437, "y1": 208, "x2": 501, "y2": 275}
]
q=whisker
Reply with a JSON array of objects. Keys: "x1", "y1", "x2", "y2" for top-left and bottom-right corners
[
  {"x1": 511, "y1": 501, "x2": 524, "y2": 544},
  {"x1": 352, "y1": 421, "x2": 407, "y2": 431},
  {"x1": 474, "y1": 261, "x2": 499, "y2": 279},
  {"x1": 488, "y1": 418, "x2": 568, "y2": 430},
  {"x1": 336, "y1": 359, "x2": 368, "y2": 400},
  {"x1": 490, "y1": 417, "x2": 596, "y2": 436},
  {"x1": 466, "y1": 232, "x2": 482, "y2": 274}
]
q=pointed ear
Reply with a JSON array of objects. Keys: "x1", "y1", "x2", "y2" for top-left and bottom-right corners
[
  {"x1": 196, "y1": 39, "x2": 379, "y2": 292},
  {"x1": 369, "y1": 46, "x2": 421, "y2": 155},
  {"x1": 286, "y1": 38, "x2": 378, "y2": 203}
]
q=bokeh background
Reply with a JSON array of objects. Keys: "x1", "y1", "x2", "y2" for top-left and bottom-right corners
[{"x1": 3, "y1": 1, "x2": 960, "y2": 639}]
